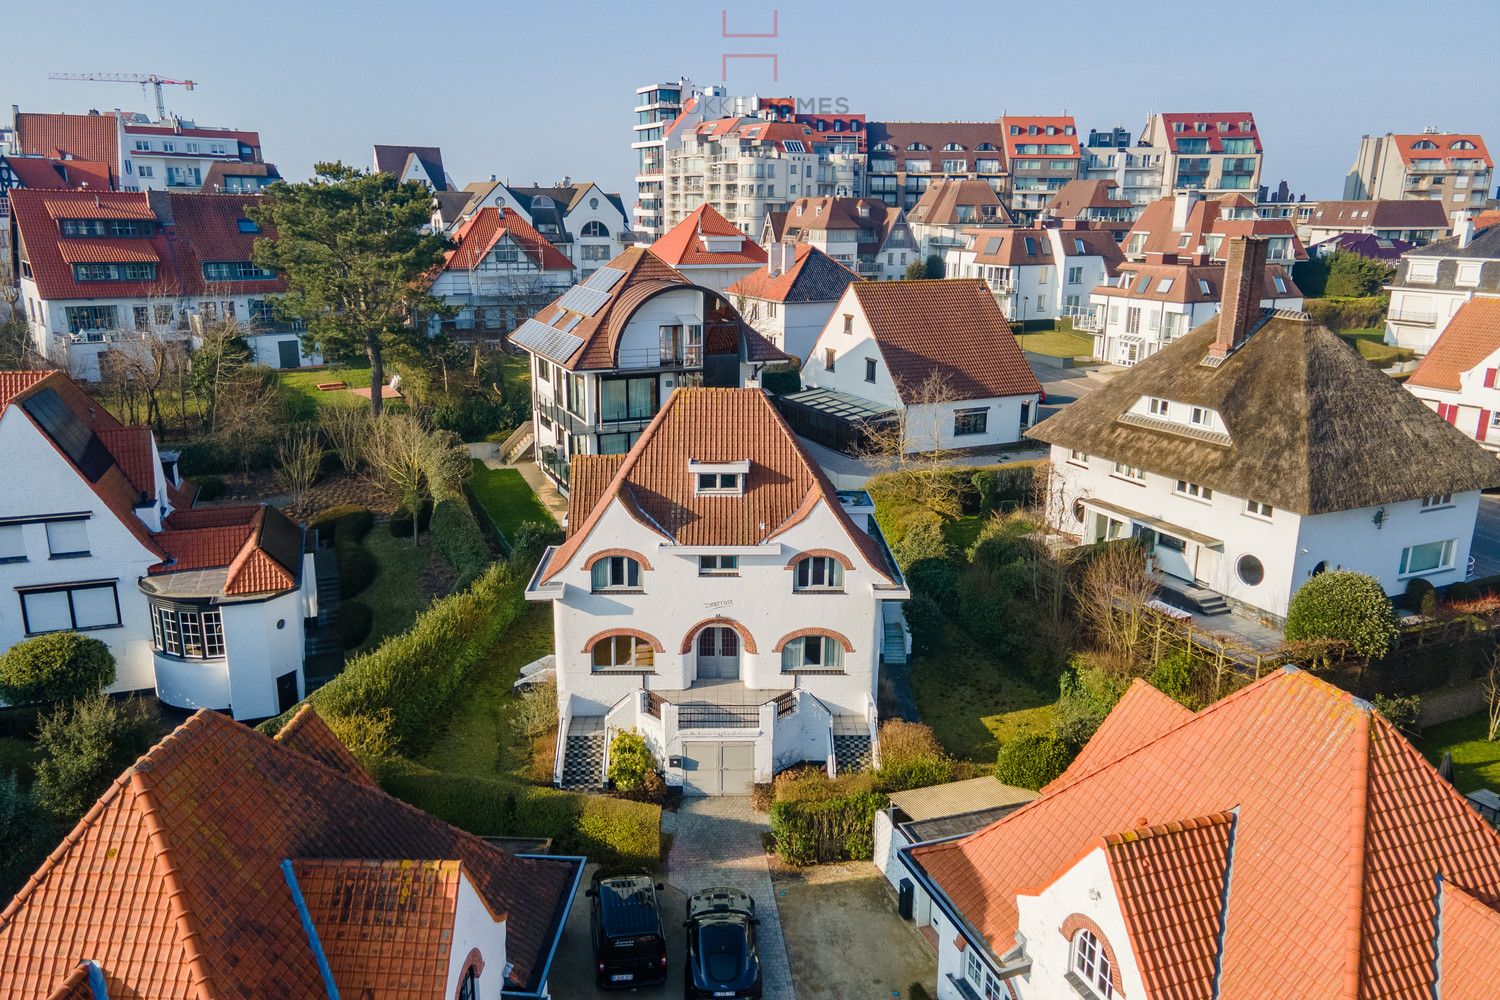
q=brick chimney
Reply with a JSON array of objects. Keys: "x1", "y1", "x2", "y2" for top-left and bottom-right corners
[{"x1": 1210, "y1": 236, "x2": 1267, "y2": 359}]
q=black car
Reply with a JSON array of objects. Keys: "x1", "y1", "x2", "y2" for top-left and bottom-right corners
[
  {"x1": 683, "y1": 886, "x2": 761, "y2": 999},
  {"x1": 586, "y1": 871, "x2": 670, "y2": 990}
]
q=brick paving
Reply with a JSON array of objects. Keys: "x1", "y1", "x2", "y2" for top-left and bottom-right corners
[{"x1": 667, "y1": 796, "x2": 796, "y2": 999}]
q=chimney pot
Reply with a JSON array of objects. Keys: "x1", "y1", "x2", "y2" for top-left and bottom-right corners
[{"x1": 1210, "y1": 236, "x2": 1267, "y2": 359}]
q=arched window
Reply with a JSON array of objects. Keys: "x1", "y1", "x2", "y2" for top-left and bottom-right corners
[
  {"x1": 581, "y1": 220, "x2": 610, "y2": 238},
  {"x1": 457, "y1": 967, "x2": 478, "y2": 1000},
  {"x1": 942, "y1": 142, "x2": 966, "y2": 152},
  {"x1": 1071, "y1": 929, "x2": 1115, "y2": 998},
  {"x1": 591, "y1": 634, "x2": 655, "y2": 671},
  {"x1": 793, "y1": 556, "x2": 844, "y2": 592},
  {"x1": 591, "y1": 555, "x2": 641, "y2": 591},
  {"x1": 1452, "y1": 139, "x2": 1477, "y2": 150},
  {"x1": 1412, "y1": 139, "x2": 1438, "y2": 150},
  {"x1": 781, "y1": 634, "x2": 845, "y2": 671}
]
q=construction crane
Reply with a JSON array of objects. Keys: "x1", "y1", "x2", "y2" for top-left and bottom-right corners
[{"x1": 47, "y1": 72, "x2": 197, "y2": 121}]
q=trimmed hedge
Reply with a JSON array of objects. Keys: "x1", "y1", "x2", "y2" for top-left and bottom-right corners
[
  {"x1": 1303, "y1": 296, "x2": 1387, "y2": 333},
  {"x1": 431, "y1": 498, "x2": 492, "y2": 588},
  {"x1": 0, "y1": 633, "x2": 116, "y2": 706},
  {"x1": 995, "y1": 734, "x2": 1072, "y2": 790},
  {"x1": 337, "y1": 542, "x2": 378, "y2": 599},
  {"x1": 261, "y1": 563, "x2": 525, "y2": 754},
  {"x1": 383, "y1": 765, "x2": 661, "y2": 869},
  {"x1": 339, "y1": 601, "x2": 373, "y2": 649},
  {"x1": 311, "y1": 505, "x2": 373, "y2": 545},
  {"x1": 770, "y1": 791, "x2": 887, "y2": 865}
]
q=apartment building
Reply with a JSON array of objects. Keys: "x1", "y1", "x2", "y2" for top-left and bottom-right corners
[
  {"x1": 1000, "y1": 116, "x2": 1082, "y2": 225},
  {"x1": 1042, "y1": 179, "x2": 1136, "y2": 243},
  {"x1": 863, "y1": 121, "x2": 1009, "y2": 211},
  {"x1": 906, "y1": 178, "x2": 1014, "y2": 258},
  {"x1": 1345, "y1": 130, "x2": 1493, "y2": 225},
  {"x1": 1385, "y1": 218, "x2": 1500, "y2": 352},
  {"x1": 633, "y1": 79, "x2": 753, "y2": 238},
  {"x1": 1122, "y1": 191, "x2": 1305, "y2": 266},
  {"x1": 1081, "y1": 126, "x2": 1163, "y2": 210},
  {"x1": 767, "y1": 196, "x2": 917, "y2": 280},
  {"x1": 945, "y1": 224, "x2": 1123, "y2": 325},
  {"x1": 454, "y1": 178, "x2": 635, "y2": 277},
  {"x1": 1137, "y1": 112, "x2": 1263, "y2": 197}
]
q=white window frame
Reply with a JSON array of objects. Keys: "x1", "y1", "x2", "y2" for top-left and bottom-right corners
[
  {"x1": 0, "y1": 524, "x2": 26, "y2": 563},
  {"x1": 698, "y1": 554, "x2": 739, "y2": 576},
  {"x1": 1175, "y1": 480, "x2": 1213, "y2": 501},
  {"x1": 1399, "y1": 539, "x2": 1456, "y2": 578},
  {"x1": 45, "y1": 518, "x2": 90, "y2": 558},
  {"x1": 590, "y1": 634, "x2": 655, "y2": 671},
  {"x1": 1245, "y1": 499, "x2": 1273, "y2": 519},
  {"x1": 1071, "y1": 929, "x2": 1115, "y2": 999},
  {"x1": 1112, "y1": 461, "x2": 1144, "y2": 482},
  {"x1": 19, "y1": 582, "x2": 121, "y2": 635},
  {"x1": 780, "y1": 635, "x2": 844, "y2": 671},
  {"x1": 590, "y1": 556, "x2": 642, "y2": 591},
  {"x1": 794, "y1": 556, "x2": 844, "y2": 592},
  {"x1": 1421, "y1": 493, "x2": 1454, "y2": 510}
]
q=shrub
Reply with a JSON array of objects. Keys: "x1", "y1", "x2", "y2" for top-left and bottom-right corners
[
  {"x1": 891, "y1": 512, "x2": 951, "y2": 570},
  {"x1": 970, "y1": 465, "x2": 1034, "y2": 516},
  {"x1": 263, "y1": 563, "x2": 526, "y2": 755},
  {"x1": 956, "y1": 563, "x2": 1028, "y2": 655},
  {"x1": 1374, "y1": 693, "x2": 1423, "y2": 738},
  {"x1": 0, "y1": 633, "x2": 116, "y2": 706},
  {"x1": 1054, "y1": 660, "x2": 1131, "y2": 748},
  {"x1": 339, "y1": 601, "x2": 374, "y2": 649},
  {"x1": 1147, "y1": 651, "x2": 1197, "y2": 708},
  {"x1": 994, "y1": 734, "x2": 1072, "y2": 790},
  {"x1": 336, "y1": 541, "x2": 378, "y2": 599},
  {"x1": 508, "y1": 520, "x2": 564, "y2": 573},
  {"x1": 770, "y1": 790, "x2": 886, "y2": 865},
  {"x1": 513, "y1": 679, "x2": 559, "y2": 740},
  {"x1": 322, "y1": 709, "x2": 398, "y2": 779},
  {"x1": 0, "y1": 771, "x2": 54, "y2": 902},
  {"x1": 760, "y1": 366, "x2": 801, "y2": 396},
  {"x1": 1404, "y1": 576, "x2": 1438, "y2": 616},
  {"x1": 33, "y1": 695, "x2": 159, "y2": 818},
  {"x1": 1445, "y1": 581, "x2": 1482, "y2": 603},
  {"x1": 905, "y1": 558, "x2": 959, "y2": 605},
  {"x1": 310, "y1": 504, "x2": 372, "y2": 544},
  {"x1": 190, "y1": 475, "x2": 225, "y2": 502},
  {"x1": 1285, "y1": 571, "x2": 1398, "y2": 661},
  {"x1": 1303, "y1": 295, "x2": 1388, "y2": 332},
  {"x1": 873, "y1": 721, "x2": 953, "y2": 793},
  {"x1": 432, "y1": 394, "x2": 504, "y2": 443},
  {"x1": 607, "y1": 731, "x2": 660, "y2": 794},
  {"x1": 907, "y1": 983, "x2": 934, "y2": 1000},
  {"x1": 431, "y1": 498, "x2": 492, "y2": 588},
  {"x1": 903, "y1": 594, "x2": 944, "y2": 657},
  {"x1": 389, "y1": 501, "x2": 433, "y2": 539},
  {"x1": 1325, "y1": 251, "x2": 1395, "y2": 298}
]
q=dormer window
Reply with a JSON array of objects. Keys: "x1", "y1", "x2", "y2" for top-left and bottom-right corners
[
  {"x1": 1191, "y1": 406, "x2": 1209, "y2": 426},
  {"x1": 1148, "y1": 397, "x2": 1169, "y2": 417},
  {"x1": 691, "y1": 460, "x2": 749, "y2": 496}
]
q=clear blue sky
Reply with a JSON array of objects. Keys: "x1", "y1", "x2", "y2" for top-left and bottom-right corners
[{"x1": 6, "y1": 0, "x2": 1498, "y2": 201}]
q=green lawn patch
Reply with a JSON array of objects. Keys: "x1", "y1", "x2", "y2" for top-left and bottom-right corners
[
  {"x1": 1340, "y1": 329, "x2": 1413, "y2": 367},
  {"x1": 469, "y1": 462, "x2": 556, "y2": 537},
  {"x1": 1418, "y1": 712, "x2": 1500, "y2": 794},
  {"x1": 354, "y1": 530, "x2": 448, "y2": 653},
  {"x1": 279, "y1": 362, "x2": 373, "y2": 420},
  {"x1": 910, "y1": 625, "x2": 1057, "y2": 763},
  {"x1": 1017, "y1": 329, "x2": 1094, "y2": 360}
]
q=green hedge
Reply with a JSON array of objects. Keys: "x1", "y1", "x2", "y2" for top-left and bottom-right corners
[
  {"x1": 383, "y1": 766, "x2": 661, "y2": 868},
  {"x1": 994, "y1": 734, "x2": 1072, "y2": 790},
  {"x1": 311, "y1": 505, "x2": 373, "y2": 545},
  {"x1": 337, "y1": 541, "x2": 378, "y2": 599},
  {"x1": 430, "y1": 498, "x2": 492, "y2": 588},
  {"x1": 339, "y1": 601, "x2": 373, "y2": 649},
  {"x1": 261, "y1": 562, "x2": 525, "y2": 754},
  {"x1": 1304, "y1": 296, "x2": 1387, "y2": 332},
  {"x1": 769, "y1": 791, "x2": 886, "y2": 865}
]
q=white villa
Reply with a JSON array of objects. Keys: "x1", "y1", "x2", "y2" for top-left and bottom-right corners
[
  {"x1": 524, "y1": 387, "x2": 909, "y2": 795},
  {"x1": 784, "y1": 279, "x2": 1042, "y2": 455},
  {"x1": 1384, "y1": 218, "x2": 1500, "y2": 353},
  {"x1": 1406, "y1": 297, "x2": 1500, "y2": 450},
  {"x1": 726, "y1": 241, "x2": 860, "y2": 361},
  {"x1": 943, "y1": 223, "x2": 1124, "y2": 325},
  {"x1": 648, "y1": 203, "x2": 769, "y2": 293},
  {"x1": 428, "y1": 206, "x2": 575, "y2": 345},
  {"x1": 0, "y1": 370, "x2": 316, "y2": 720},
  {"x1": 1030, "y1": 236, "x2": 1498, "y2": 621}
]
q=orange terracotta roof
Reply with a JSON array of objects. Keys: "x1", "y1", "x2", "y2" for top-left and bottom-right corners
[
  {"x1": 907, "y1": 178, "x2": 1011, "y2": 227},
  {"x1": 1000, "y1": 115, "x2": 1081, "y2": 157},
  {"x1": 1439, "y1": 879, "x2": 1500, "y2": 1000},
  {"x1": 38, "y1": 963, "x2": 97, "y2": 1000},
  {"x1": 3, "y1": 157, "x2": 114, "y2": 193},
  {"x1": 97, "y1": 427, "x2": 156, "y2": 500},
  {"x1": 544, "y1": 388, "x2": 896, "y2": 583},
  {"x1": 908, "y1": 668, "x2": 1500, "y2": 1000},
  {"x1": 54, "y1": 239, "x2": 160, "y2": 265},
  {"x1": 1407, "y1": 298, "x2": 1500, "y2": 391},
  {"x1": 444, "y1": 206, "x2": 572, "y2": 273},
  {"x1": 650, "y1": 204, "x2": 768, "y2": 267},
  {"x1": 1045, "y1": 679, "x2": 1194, "y2": 793},
  {"x1": 1046, "y1": 179, "x2": 1133, "y2": 217},
  {"x1": 847, "y1": 280, "x2": 1042, "y2": 403},
  {"x1": 1125, "y1": 194, "x2": 1307, "y2": 262},
  {"x1": 563, "y1": 454, "x2": 626, "y2": 538},
  {"x1": 0, "y1": 708, "x2": 579, "y2": 999},
  {"x1": 1102, "y1": 813, "x2": 1235, "y2": 1000},
  {"x1": 150, "y1": 505, "x2": 300, "y2": 597},
  {"x1": 1392, "y1": 133, "x2": 1493, "y2": 168},
  {"x1": 0, "y1": 371, "x2": 54, "y2": 409},
  {"x1": 274, "y1": 704, "x2": 377, "y2": 788},
  {"x1": 725, "y1": 243, "x2": 858, "y2": 304},
  {"x1": 15, "y1": 113, "x2": 119, "y2": 165}
]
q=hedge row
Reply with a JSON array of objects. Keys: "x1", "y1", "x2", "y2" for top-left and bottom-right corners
[
  {"x1": 1303, "y1": 296, "x2": 1387, "y2": 332},
  {"x1": 769, "y1": 791, "x2": 887, "y2": 865},
  {"x1": 431, "y1": 498, "x2": 493, "y2": 589},
  {"x1": 261, "y1": 562, "x2": 525, "y2": 754},
  {"x1": 383, "y1": 765, "x2": 661, "y2": 869}
]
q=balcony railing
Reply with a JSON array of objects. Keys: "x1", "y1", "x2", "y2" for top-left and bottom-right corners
[
  {"x1": 1066, "y1": 307, "x2": 1104, "y2": 332},
  {"x1": 616, "y1": 346, "x2": 703, "y2": 369},
  {"x1": 1388, "y1": 309, "x2": 1438, "y2": 326}
]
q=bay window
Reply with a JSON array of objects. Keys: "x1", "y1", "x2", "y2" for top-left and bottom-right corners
[{"x1": 151, "y1": 603, "x2": 226, "y2": 658}]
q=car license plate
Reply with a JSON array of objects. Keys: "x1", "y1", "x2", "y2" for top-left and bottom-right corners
[
  {"x1": 611, "y1": 974, "x2": 633, "y2": 982},
  {"x1": 714, "y1": 993, "x2": 734, "y2": 998}
]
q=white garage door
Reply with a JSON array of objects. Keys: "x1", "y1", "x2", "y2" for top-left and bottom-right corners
[{"x1": 682, "y1": 741, "x2": 756, "y2": 796}]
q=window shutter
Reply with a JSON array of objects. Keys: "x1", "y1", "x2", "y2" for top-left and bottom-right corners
[
  {"x1": 1480, "y1": 410, "x2": 1491, "y2": 442},
  {"x1": 1486, "y1": 369, "x2": 1498, "y2": 388}
]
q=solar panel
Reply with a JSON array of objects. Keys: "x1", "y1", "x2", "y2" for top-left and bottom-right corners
[
  {"x1": 511, "y1": 318, "x2": 584, "y2": 363},
  {"x1": 556, "y1": 284, "x2": 611, "y2": 317},
  {"x1": 585, "y1": 266, "x2": 626, "y2": 292},
  {"x1": 22, "y1": 388, "x2": 113, "y2": 482}
]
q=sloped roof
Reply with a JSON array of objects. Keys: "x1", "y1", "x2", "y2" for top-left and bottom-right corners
[
  {"x1": 3, "y1": 156, "x2": 113, "y2": 192},
  {"x1": 1029, "y1": 312, "x2": 1499, "y2": 514},
  {"x1": 1390, "y1": 132, "x2": 1493, "y2": 168},
  {"x1": 15, "y1": 112, "x2": 119, "y2": 165},
  {"x1": 10, "y1": 189, "x2": 178, "y2": 300},
  {"x1": 1306, "y1": 200, "x2": 1449, "y2": 231},
  {"x1": 168, "y1": 192, "x2": 286, "y2": 296},
  {"x1": 0, "y1": 708, "x2": 580, "y2": 999},
  {"x1": 200, "y1": 161, "x2": 280, "y2": 193},
  {"x1": 1408, "y1": 297, "x2": 1500, "y2": 391},
  {"x1": 1046, "y1": 179, "x2": 1132, "y2": 217},
  {"x1": 1125, "y1": 194, "x2": 1306, "y2": 261},
  {"x1": 543, "y1": 388, "x2": 896, "y2": 583},
  {"x1": 909, "y1": 668, "x2": 1500, "y2": 1000},
  {"x1": 443, "y1": 206, "x2": 572, "y2": 272},
  {"x1": 1439, "y1": 879, "x2": 1500, "y2": 1000},
  {"x1": 1045, "y1": 679, "x2": 1193, "y2": 793},
  {"x1": 1155, "y1": 112, "x2": 1260, "y2": 153},
  {"x1": 864, "y1": 121, "x2": 1008, "y2": 172},
  {"x1": 650, "y1": 204, "x2": 767, "y2": 267},
  {"x1": 999, "y1": 116, "x2": 1081, "y2": 157},
  {"x1": 372, "y1": 144, "x2": 448, "y2": 190},
  {"x1": 907, "y1": 178, "x2": 1011, "y2": 227},
  {"x1": 563, "y1": 454, "x2": 626, "y2": 537},
  {"x1": 1093, "y1": 260, "x2": 1298, "y2": 305},
  {"x1": 726, "y1": 243, "x2": 858, "y2": 304},
  {"x1": 1309, "y1": 232, "x2": 1413, "y2": 261},
  {"x1": 848, "y1": 280, "x2": 1042, "y2": 404},
  {"x1": 273, "y1": 703, "x2": 376, "y2": 787},
  {"x1": 1406, "y1": 222, "x2": 1500, "y2": 260},
  {"x1": 149, "y1": 505, "x2": 301, "y2": 597}
]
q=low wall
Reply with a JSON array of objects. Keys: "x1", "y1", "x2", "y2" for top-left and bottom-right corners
[{"x1": 1419, "y1": 678, "x2": 1490, "y2": 727}]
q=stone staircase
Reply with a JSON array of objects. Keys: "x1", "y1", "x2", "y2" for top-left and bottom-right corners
[
  {"x1": 1158, "y1": 579, "x2": 1231, "y2": 616},
  {"x1": 560, "y1": 718, "x2": 605, "y2": 790},
  {"x1": 833, "y1": 733, "x2": 873, "y2": 773},
  {"x1": 881, "y1": 603, "x2": 908, "y2": 665},
  {"x1": 302, "y1": 547, "x2": 344, "y2": 690}
]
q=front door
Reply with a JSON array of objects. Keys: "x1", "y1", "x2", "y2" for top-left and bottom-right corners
[
  {"x1": 696, "y1": 627, "x2": 740, "y2": 680},
  {"x1": 277, "y1": 339, "x2": 301, "y2": 369},
  {"x1": 276, "y1": 671, "x2": 300, "y2": 714}
]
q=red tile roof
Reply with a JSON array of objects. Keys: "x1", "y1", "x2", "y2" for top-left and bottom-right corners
[
  {"x1": 650, "y1": 204, "x2": 768, "y2": 268},
  {"x1": 273, "y1": 704, "x2": 376, "y2": 788},
  {"x1": 1406, "y1": 298, "x2": 1500, "y2": 391},
  {"x1": 544, "y1": 387, "x2": 896, "y2": 583},
  {"x1": 1092, "y1": 260, "x2": 1300, "y2": 305},
  {"x1": 847, "y1": 280, "x2": 1042, "y2": 403},
  {"x1": 97, "y1": 426, "x2": 156, "y2": 501},
  {"x1": 3, "y1": 157, "x2": 114, "y2": 192},
  {"x1": 150, "y1": 505, "x2": 300, "y2": 597},
  {"x1": 0, "y1": 707, "x2": 579, "y2": 999},
  {"x1": 1125, "y1": 194, "x2": 1307, "y2": 262},
  {"x1": 1045, "y1": 679, "x2": 1193, "y2": 793},
  {"x1": 10, "y1": 189, "x2": 178, "y2": 300},
  {"x1": 1439, "y1": 879, "x2": 1500, "y2": 1000},
  {"x1": 1157, "y1": 112, "x2": 1261, "y2": 154},
  {"x1": 725, "y1": 243, "x2": 858, "y2": 304},
  {"x1": 0, "y1": 371, "x2": 53, "y2": 409},
  {"x1": 907, "y1": 178, "x2": 1010, "y2": 227},
  {"x1": 443, "y1": 206, "x2": 572, "y2": 273},
  {"x1": 908, "y1": 668, "x2": 1500, "y2": 1000},
  {"x1": 167, "y1": 192, "x2": 287, "y2": 296},
  {"x1": 15, "y1": 113, "x2": 119, "y2": 165},
  {"x1": 1000, "y1": 116, "x2": 1081, "y2": 158},
  {"x1": 1392, "y1": 133, "x2": 1493, "y2": 169}
]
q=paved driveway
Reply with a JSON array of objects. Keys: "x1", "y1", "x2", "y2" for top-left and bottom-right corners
[{"x1": 1471, "y1": 494, "x2": 1500, "y2": 580}]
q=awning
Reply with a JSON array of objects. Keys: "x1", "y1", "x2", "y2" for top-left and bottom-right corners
[{"x1": 1082, "y1": 497, "x2": 1222, "y2": 548}]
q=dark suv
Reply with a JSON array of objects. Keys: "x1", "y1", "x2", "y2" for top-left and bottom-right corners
[
  {"x1": 587, "y1": 871, "x2": 670, "y2": 989},
  {"x1": 683, "y1": 886, "x2": 761, "y2": 999}
]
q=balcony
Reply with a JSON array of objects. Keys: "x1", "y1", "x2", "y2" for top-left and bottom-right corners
[
  {"x1": 1388, "y1": 308, "x2": 1438, "y2": 326},
  {"x1": 1066, "y1": 307, "x2": 1104, "y2": 332},
  {"x1": 616, "y1": 345, "x2": 703, "y2": 370}
]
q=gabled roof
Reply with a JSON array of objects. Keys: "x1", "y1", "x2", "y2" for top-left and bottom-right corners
[
  {"x1": 1406, "y1": 222, "x2": 1500, "y2": 260},
  {"x1": 0, "y1": 708, "x2": 580, "y2": 999},
  {"x1": 1154, "y1": 112, "x2": 1261, "y2": 153},
  {"x1": 10, "y1": 189, "x2": 176, "y2": 300},
  {"x1": 1390, "y1": 132, "x2": 1493, "y2": 168},
  {"x1": 650, "y1": 204, "x2": 767, "y2": 268},
  {"x1": 907, "y1": 178, "x2": 1011, "y2": 227},
  {"x1": 542, "y1": 388, "x2": 896, "y2": 583},
  {"x1": 200, "y1": 161, "x2": 280, "y2": 192},
  {"x1": 1000, "y1": 115, "x2": 1081, "y2": 157},
  {"x1": 1045, "y1": 179, "x2": 1132, "y2": 218},
  {"x1": 2, "y1": 156, "x2": 114, "y2": 192},
  {"x1": 168, "y1": 192, "x2": 287, "y2": 296},
  {"x1": 1125, "y1": 194, "x2": 1306, "y2": 261},
  {"x1": 1028, "y1": 312, "x2": 1500, "y2": 514},
  {"x1": 864, "y1": 121, "x2": 1008, "y2": 172},
  {"x1": 273, "y1": 703, "x2": 376, "y2": 787},
  {"x1": 1439, "y1": 879, "x2": 1500, "y2": 1000},
  {"x1": 1092, "y1": 260, "x2": 1298, "y2": 305},
  {"x1": 372, "y1": 144, "x2": 449, "y2": 190},
  {"x1": 1306, "y1": 199, "x2": 1449, "y2": 231},
  {"x1": 1408, "y1": 297, "x2": 1500, "y2": 391},
  {"x1": 846, "y1": 280, "x2": 1042, "y2": 404},
  {"x1": 910, "y1": 668, "x2": 1500, "y2": 1000},
  {"x1": 15, "y1": 112, "x2": 119, "y2": 165},
  {"x1": 726, "y1": 243, "x2": 858, "y2": 304},
  {"x1": 443, "y1": 207, "x2": 573, "y2": 273},
  {"x1": 1045, "y1": 679, "x2": 1193, "y2": 793}
]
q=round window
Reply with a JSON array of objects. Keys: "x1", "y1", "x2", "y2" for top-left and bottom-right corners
[
  {"x1": 1236, "y1": 555, "x2": 1264, "y2": 586},
  {"x1": 1072, "y1": 500, "x2": 1086, "y2": 524},
  {"x1": 589, "y1": 197, "x2": 599, "y2": 210}
]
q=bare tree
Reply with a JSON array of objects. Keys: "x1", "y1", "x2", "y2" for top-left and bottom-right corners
[
  {"x1": 857, "y1": 370, "x2": 964, "y2": 518},
  {"x1": 1073, "y1": 539, "x2": 1158, "y2": 662},
  {"x1": 1486, "y1": 651, "x2": 1500, "y2": 743},
  {"x1": 317, "y1": 404, "x2": 370, "y2": 473},
  {"x1": 368, "y1": 413, "x2": 435, "y2": 543},
  {"x1": 274, "y1": 427, "x2": 323, "y2": 511}
]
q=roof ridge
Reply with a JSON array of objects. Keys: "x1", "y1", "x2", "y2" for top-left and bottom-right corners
[
  {"x1": 1102, "y1": 809, "x2": 1236, "y2": 847},
  {"x1": 1344, "y1": 707, "x2": 1373, "y2": 999}
]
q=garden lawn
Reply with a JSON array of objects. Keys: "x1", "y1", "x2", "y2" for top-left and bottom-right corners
[
  {"x1": 910, "y1": 625, "x2": 1057, "y2": 763},
  {"x1": 1418, "y1": 712, "x2": 1500, "y2": 794},
  {"x1": 1339, "y1": 329, "x2": 1412, "y2": 367},
  {"x1": 353, "y1": 529, "x2": 447, "y2": 653},
  {"x1": 278, "y1": 362, "x2": 373, "y2": 420},
  {"x1": 469, "y1": 461, "x2": 555, "y2": 537},
  {"x1": 1017, "y1": 328, "x2": 1094, "y2": 360}
]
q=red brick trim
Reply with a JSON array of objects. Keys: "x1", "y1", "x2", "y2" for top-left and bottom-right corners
[
  {"x1": 1058, "y1": 914, "x2": 1124, "y2": 995},
  {"x1": 783, "y1": 548, "x2": 855, "y2": 570},
  {"x1": 454, "y1": 948, "x2": 485, "y2": 999},
  {"x1": 583, "y1": 548, "x2": 654, "y2": 571},
  {"x1": 772, "y1": 627, "x2": 855, "y2": 653},
  {"x1": 582, "y1": 628, "x2": 666, "y2": 653},
  {"x1": 679, "y1": 616, "x2": 758, "y2": 654}
]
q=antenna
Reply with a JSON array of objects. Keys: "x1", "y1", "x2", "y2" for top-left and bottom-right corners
[{"x1": 48, "y1": 72, "x2": 198, "y2": 122}]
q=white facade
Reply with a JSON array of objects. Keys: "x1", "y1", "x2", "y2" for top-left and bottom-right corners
[
  {"x1": 430, "y1": 239, "x2": 574, "y2": 342},
  {"x1": 1345, "y1": 132, "x2": 1492, "y2": 224},
  {"x1": 1086, "y1": 277, "x2": 1302, "y2": 367},
  {"x1": 738, "y1": 298, "x2": 833, "y2": 362},
  {"x1": 1406, "y1": 346, "x2": 1500, "y2": 452},
  {"x1": 1384, "y1": 243, "x2": 1498, "y2": 353},
  {"x1": 122, "y1": 125, "x2": 260, "y2": 193},
  {"x1": 946, "y1": 228, "x2": 1119, "y2": 323}
]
